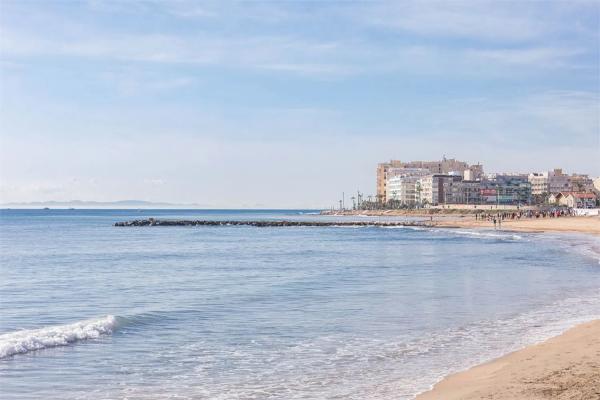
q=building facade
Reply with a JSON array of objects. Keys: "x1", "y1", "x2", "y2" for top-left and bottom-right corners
[
  {"x1": 385, "y1": 168, "x2": 431, "y2": 206},
  {"x1": 376, "y1": 160, "x2": 405, "y2": 203},
  {"x1": 528, "y1": 172, "x2": 549, "y2": 195},
  {"x1": 479, "y1": 175, "x2": 532, "y2": 205},
  {"x1": 548, "y1": 169, "x2": 570, "y2": 194},
  {"x1": 569, "y1": 174, "x2": 594, "y2": 192}
]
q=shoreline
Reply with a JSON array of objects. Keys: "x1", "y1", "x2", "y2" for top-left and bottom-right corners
[
  {"x1": 322, "y1": 210, "x2": 600, "y2": 236},
  {"x1": 415, "y1": 319, "x2": 600, "y2": 400}
]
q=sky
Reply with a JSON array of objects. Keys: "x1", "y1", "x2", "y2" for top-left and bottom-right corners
[{"x1": 0, "y1": 0, "x2": 599, "y2": 208}]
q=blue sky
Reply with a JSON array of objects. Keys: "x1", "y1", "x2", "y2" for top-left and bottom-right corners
[{"x1": 1, "y1": 1, "x2": 598, "y2": 207}]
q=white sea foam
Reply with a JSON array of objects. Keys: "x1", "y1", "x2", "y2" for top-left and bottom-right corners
[
  {"x1": 451, "y1": 229, "x2": 524, "y2": 240},
  {"x1": 0, "y1": 315, "x2": 117, "y2": 359}
]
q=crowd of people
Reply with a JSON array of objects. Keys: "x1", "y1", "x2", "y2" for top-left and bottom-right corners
[{"x1": 475, "y1": 208, "x2": 575, "y2": 229}]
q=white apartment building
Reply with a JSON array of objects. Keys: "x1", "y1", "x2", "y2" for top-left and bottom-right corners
[
  {"x1": 417, "y1": 175, "x2": 436, "y2": 205},
  {"x1": 528, "y1": 172, "x2": 549, "y2": 195},
  {"x1": 387, "y1": 176, "x2": 420, "y2": 205},
  {"x1": 385, "y1": 168, "x2": 430, "y2": 205}
]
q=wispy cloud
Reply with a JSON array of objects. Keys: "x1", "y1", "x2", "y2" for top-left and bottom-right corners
[
  {"x1": 466, "y1": 47, "x2": 588, "y2": 67},
  {"x1": 1, "y1": 1, "x2": 595, "y2": 79},
  {"x1": 358, "y1": 0, "x2": 595, "y2": 42},
  {"x1": 363, "y1": 3, "x2": 538, "y2": 41}
]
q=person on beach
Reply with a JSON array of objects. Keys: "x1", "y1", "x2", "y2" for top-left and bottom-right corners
[{"x1": 493, "y1": 218, "x2": 497, "y2": 229}]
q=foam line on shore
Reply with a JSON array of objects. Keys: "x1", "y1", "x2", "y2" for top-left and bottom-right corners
[{"x1": 0, "y1": 315, "x2": 117, "y2": 359}]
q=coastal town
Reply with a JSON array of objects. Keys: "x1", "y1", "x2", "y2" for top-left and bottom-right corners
[{"x1": 335, "y1": 157, "x2": 599, "y2": 212}]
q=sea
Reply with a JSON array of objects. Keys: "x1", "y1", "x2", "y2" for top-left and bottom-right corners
[{"x1": 1, "y1": 209, "x2": 599, "y2": 399}]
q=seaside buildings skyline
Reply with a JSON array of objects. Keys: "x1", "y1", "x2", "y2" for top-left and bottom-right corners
[{"x1": 373, "y1": 157, "x2": 598, "y2": 209}]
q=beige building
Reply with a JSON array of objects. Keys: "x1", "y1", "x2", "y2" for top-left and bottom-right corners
[
  {"x1": 376, "y1": 160, "x2": 405, "y2": 203},
  {"x1": 569, "y1": 174, "x2": 594, "y2": 192}
]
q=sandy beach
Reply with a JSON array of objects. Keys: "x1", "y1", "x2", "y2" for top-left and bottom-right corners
[
  {"x1": 416, "y1": 320, "x2": 600, "y2": 400},
  {"x1": 432, "y1": 215, "x2": 600, "y2": 236}
]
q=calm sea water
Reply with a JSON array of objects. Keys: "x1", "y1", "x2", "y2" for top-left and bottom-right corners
[{"x1": 1, "y1": 209, "x2": 599, "y2": 399}]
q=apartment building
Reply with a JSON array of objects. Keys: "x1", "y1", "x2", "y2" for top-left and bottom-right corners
[
  {"x1": 548, "y1": 169, "x2": 570, "y2": 194},
  {"x1": 528, "y1": 172, "x2": 549, "y2": 195},
  {"x1": 480, "y1": 175, "x2": 532, "y2": 205},
  {"x1": 385, "y1": 168, "x2": 431, "y2": 205}
]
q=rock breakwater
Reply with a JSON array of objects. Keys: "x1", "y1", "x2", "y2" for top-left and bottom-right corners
[{"x1": 114, "y1": 219, "x2": 431, "y2": 228}]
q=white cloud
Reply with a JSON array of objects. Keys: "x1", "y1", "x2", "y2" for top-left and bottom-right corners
[
  {"x1": 358, "y1": 1, "x2": 593, "y2": 42},
  {"x1": 467, "y1": 47, "x2": 587, "y2": 67}
]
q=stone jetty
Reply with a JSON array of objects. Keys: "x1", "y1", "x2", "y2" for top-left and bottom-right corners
[{"x1": 114, "y1": 218, "x2": 431, "y2": 228}]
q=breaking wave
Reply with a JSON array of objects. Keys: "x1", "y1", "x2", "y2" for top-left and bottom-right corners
[{"x1": 0, "y1": 315, "x2": 117, "y2": 359}]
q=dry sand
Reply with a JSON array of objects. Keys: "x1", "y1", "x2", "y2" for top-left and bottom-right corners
[
  {"x1": 416, "y1": 320, "x2": 600, "y2": 400},
  {"x1": 433, "y1": 215, "x2": 600, "y2": 236}
]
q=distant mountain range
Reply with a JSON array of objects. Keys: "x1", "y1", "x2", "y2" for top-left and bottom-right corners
[{"x1": 1, "y1": 200, "x2": 212, "y2": 209}]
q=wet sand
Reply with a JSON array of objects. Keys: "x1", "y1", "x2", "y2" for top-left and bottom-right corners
[{"x1": 416, "y1": 320, "x2": 600, "y2": 400}]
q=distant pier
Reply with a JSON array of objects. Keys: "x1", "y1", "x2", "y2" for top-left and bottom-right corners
[{"x1": 114, "y1": 219, "x2": 432, "y2": 228}]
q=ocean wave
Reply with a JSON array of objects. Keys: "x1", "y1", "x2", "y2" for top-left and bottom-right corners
[
  {"x1": 0, "y1": 315, "x2": 117, "y2": 359},
  {"x1": 381, "y1": 225, "x2": 426, "y2": 231}
]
